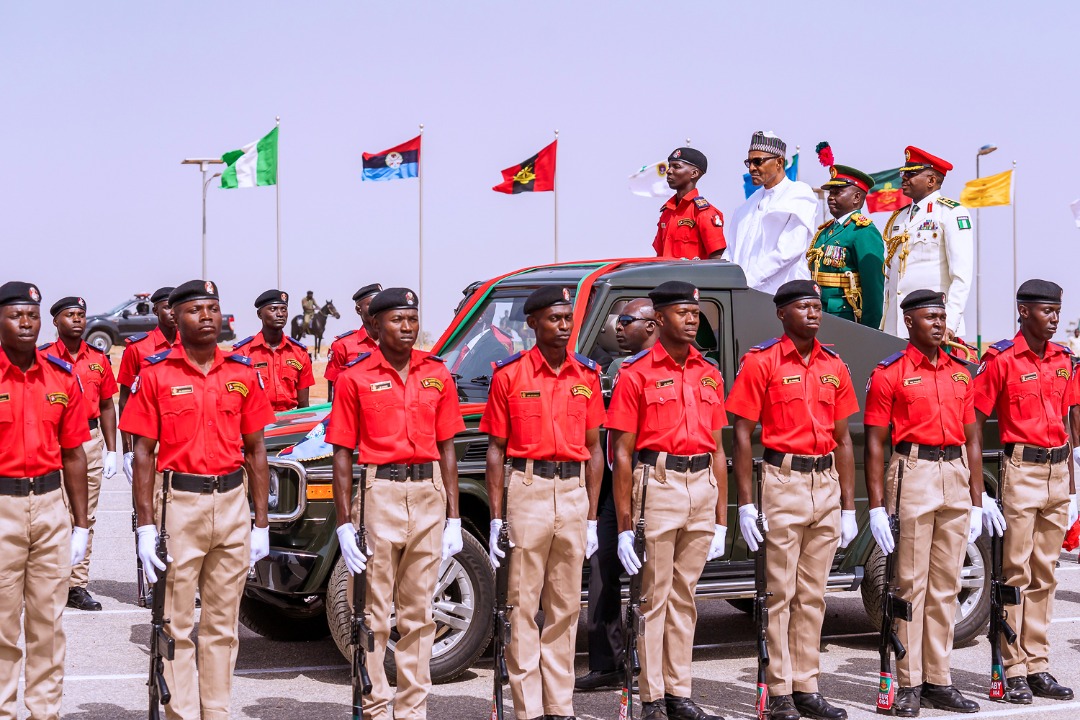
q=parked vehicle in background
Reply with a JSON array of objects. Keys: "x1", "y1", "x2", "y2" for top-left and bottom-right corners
[{"x1": 82, "y1": 293, "x2": 236, "y2": 352}]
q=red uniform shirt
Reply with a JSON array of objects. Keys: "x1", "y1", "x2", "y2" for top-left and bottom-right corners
[
  {"x1": 324, "y1": 328, "x2": 378, "y2": 383},
  {"x1": 480, "y1": 346, "x2": 605, "y2": 462},
  {"x1": 653, "y1": 188, "x2": 727, "y2": 259},
  {"x1": 325, "y1": 348, "x2": 465, "y2": 465},
  {"x1": 864, "y1": 344, "x2": 975, "y2": 446},
  {"x1": 606, "y1": 343, "x2": 726, "y2": 455},
  {"x1": 118, "y1": 346, "x2": 276, "y2": 475},
  {"x1": 116, "y1": 327, "x2": 174, "y2": 388},
  {"x1": 40, "y1": 340, "x2": 118, "y2": 420},
  {"x1": 973, "y1": 333, "x2": 1074, "y2": 447},
  {"x1": 0, "y1": 350, "x2": 90, "y2": 477},
  {"x1": 726, "y1": 335, "x2": 859, "y2": 456},
  {"x1": 233, "y1": 332, "x2": 315, "y2": 412}
]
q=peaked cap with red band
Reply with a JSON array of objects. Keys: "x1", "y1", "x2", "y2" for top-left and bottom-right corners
[{"x1": 899, "y1": 146, "x2": 953, "y2": 175}]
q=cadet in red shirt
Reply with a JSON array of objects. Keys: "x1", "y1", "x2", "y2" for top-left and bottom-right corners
[
  {"x1": 41, "y1": 295, "x2": 120, "y2": 612},
  {"x1": 480, "y1": 285, "x2": 604, "y2": 720},
  {"x1": 864, "y1": 289, "x2": 982, "y2": 715},
  {"x1": 233, "y1": 289, "x2": 315, "y2": 412},
  {"x1": 121, "y1": 279, "x2": 275, "y2": 720},
  {"x1": 327, "y1": 287, "x2": 464, "y2": 720},
  {"x1": 653, "y1": 147, "x2": 726, "y2": 260},
  {"x1": 726, "y1": 280, "x2": 858, "y2": 720},
  {"x1": 0, "y1": 281, "x2": 90, "y2": 720},
  {"x1": 325, "y1": 282, "x2": 381, "y2": 401},
  {"x1": 606, "y1": 281, "x2": 727, "y2": 720},
  {"x1": 974, "y1": 279, "x2": 1077, "y2": 703}
]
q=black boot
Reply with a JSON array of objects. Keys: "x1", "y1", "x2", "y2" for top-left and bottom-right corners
[
  {"x1": 1027, "y1": 673, "x2": 1074, "y2": 700},
  {"x1": 792, "y1": 692, "x2": 847, "y2": 720},
  {"x1": 768, "y1": 695, "x2": 800, "y2": 720},
  {"x1": 574, "y1": 670, "x2": 622, "y2": 691},
  {"x1": 641, "y1": 700, "x2": 668, "y2": 720},
  {"x1": 920, "y1": 684, "x2": 979, "y2": 713},
  {"x1": 67, "y1": 587, "x2": 102, "y2": 611},
  {"x1": 664, "y1": 695, "x2": 722, "y2": 720},
  {"x1": 1003, "y1": 677, "x2": 1032, "y2": 704},
  {"x1": 893, "y1": 686, "x2": 921, "y2": 717}
]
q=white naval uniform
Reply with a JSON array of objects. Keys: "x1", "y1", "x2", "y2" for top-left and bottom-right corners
[{"x1": 881, "y1": 190, "x2": 974, "y2": 336}]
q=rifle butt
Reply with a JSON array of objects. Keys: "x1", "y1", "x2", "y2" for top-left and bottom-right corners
[{"x1": 876, "y1": 670, "x2": 895, "y2": 713}]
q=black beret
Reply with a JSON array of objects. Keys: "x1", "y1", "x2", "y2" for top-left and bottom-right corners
[
  {"x1": 668, "y1": 147, "x2": 707, "y2": 173},
  {"x1": 0, "y1": 281, "x2": 42, "y2": 307},
  {"x1": 169, "y1": 279, "x2": 220, "y2": 307},
  {"x1": 352, "y1": 283, "x2": 383, "y2": 303},
  {"x1": 368, "y1": 287, "x2": 419, "y2": 316},
  {"x1": 151, "y1": 286, "x2": 174, "y2": 305},
  {"x1": 50, "y1": 296, "x2": 86, "y2": 317},
  {"x1": 1016, "y1": 278, "x2": 1063, "y2": 305},
  {"x1": 773, "y1": 280, "x2": 821, "y2": 307},
  {"x1": 255, "y1": 289, "x2": 289, "y2": 309},
  {"x1": 523, "y1": 286, "x2": 573, "y2": 315},
  {"x1": 649, "y1": 281, "x2": 700, "y2": 309},
  {"x1": 900, "y1": 289, "x2": 946, "y2": 313}
]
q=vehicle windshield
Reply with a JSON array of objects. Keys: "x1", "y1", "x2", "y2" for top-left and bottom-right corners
[{"x1": 104, "y1": 298, "x2": 141, "y2": 316}]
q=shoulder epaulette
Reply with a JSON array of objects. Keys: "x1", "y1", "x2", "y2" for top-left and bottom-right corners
[
  {"x1": 816, "y1": 220, "x2": 835, "y2": 231},
  {"x1": 749, "y1": 337, "x2": 781, "y2": 353},
  {"x1": 335, "y1": 329, "x2": 357, "y2": 340},
  {"x1": 987, "y1": 339, "x2": 1014, "y2": 355},
  {"x1": 494, "y1": 351, "x2": 524, "y2": 369},
  {"x1": 46, "y1": 354, "x2": 73, "y2": 373},
  {"x1": 852, "y1": 213, "x2": 872, "y2": 227},
  {"x1": 345, "y1": 351, "x2": 371, "y2": 368},
  {"x1": 145, "y1": 349, "x2": 172, "y2": 365},
  {"x1": 226, "y1": 353, "x2": 252, "y2": 366},
  {"x1": 286, "y1": 336, "x2": 307, "y2": 350},
  {"x1": 424, "y1": 354, "x2": 446, "y2": 363},
  {"x1": 1051, "y1": 341, "x2": 1072, "y2": 356},
  {"x1": 938, "y1": 196, "x2": 960, "y2": 209},
  {"x1": 126, "y1": 332, "x2": 149, "y2": 344},
  {"x1": 574, "y1": 352, "x2": 599, "y2": 372},
  {"x1": 693, "y1": 196, "x2": 711, "y2": 210},
  {"x1": 704, "y1": 356, "x2": 720, "y2": 368},
  {"x1": 622, "y1": 348, "x2": 650, "y2": 367},
  {"x1": 38, "y1": 342, "x2": 52, "y2": 352},
  {"x1": 820, "y1": 344, "x2": 840, "y2": 357},
  {"x1": 877, "y1": 351, "x2": 905, "y2": 368},
  {"x1": 233, "y1": 335, "x2": 254, "y2": 349}
]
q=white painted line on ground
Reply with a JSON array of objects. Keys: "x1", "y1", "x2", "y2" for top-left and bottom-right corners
[
  {"x1": 966, "y1": 700, "x2": 1080, "y2": 717},
  {"x1": 44, "y1": 664, "x2": 349, "y2": 683},
  {"x1": 694, "y1": 631, "x2": 878, "y2": 652},
  {"x1": 65, "y1": 608, "x2": 147, "y2": 616},
  {"x1": 1050, "y1": 615, "x2": 1080, "y2": 623}
]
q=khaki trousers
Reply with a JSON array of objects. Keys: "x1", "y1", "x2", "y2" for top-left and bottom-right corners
[
  {"x1": 1000, "y1": 447, "x2": 1070, "y2": 677},
  {"x1": 347, "y1": 466, "x2": 447, "y2": 720},
  {"x1": 505, "y1": 462, "x2": 588, "y2": 720},
  {"x1": 632, "y1": 457, "x2": 717, "y2": 702},
  {"x1": 886, "y1": 449, "x2": 971, "y2": 686},
  {"x1": 0, "y1": 485, "x2": 71, "y2": 720},
  {"x1": 70, "y1": 426, "x2": 103, "y2": 588},
  {"x1": 162, "y1": 481, "x2": 251, "y2": 720},
  {"x1": 762, "y1": 455, "x2": 841, "y2": 695}
]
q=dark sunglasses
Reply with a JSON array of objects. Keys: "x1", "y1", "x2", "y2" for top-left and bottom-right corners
[
  {"x1": 900, "y1": 168, "x2": 928, "y2": 179},
  {"x1": 617, "y1": 315, "x2": 650, "y2": 327},
  {"x1": 743, "y1": 155, "x2": 779, "y2": 168}
]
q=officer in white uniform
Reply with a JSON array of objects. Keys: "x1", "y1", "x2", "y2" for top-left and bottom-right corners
[{"x1": 881, "y1": 146, "x2": 974, "y2": 339}]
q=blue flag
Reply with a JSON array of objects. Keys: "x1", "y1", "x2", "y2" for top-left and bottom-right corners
[
  {"x1": 742, "y1": 153, "x2": 799, "y2": 199},
  {"x1": 362, "y1": 135, "x2": 421, "y2": 182}
]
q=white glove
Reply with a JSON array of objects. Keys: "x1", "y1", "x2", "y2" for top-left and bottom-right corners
[
  {"x1": 1068, "y1": 493, "x2": 1078, "y2": 530},
  {"x1": 869, "y1": 507, "x2": 895, "y2": 555},
  {"x1": 136, "y1": 525, "x2": 168, "y2": 584},
  {"x1": 585, "y1": 520, "x2": 599, "y2": 560},
  {"x1": 442, "y1": 518, "x2": 463, "y2": 560},
  {"x1": 250, "y1": 525, "x2": 270, "y2": 567},
  {"x1": 489, "y1": 519, "x2": 513, "y2": 568},
  {"x1": 71, "y1": 526, "x2": 89, "y2": 566},
  {"x1": 336, "y1": 523, "x2": 369, "y2": 575},
  {"x1": 102, "y1": 451, "x2": 118, "y2": 479},
  {"x1": 123, "y1": 452, "x2": 135, "y2": 486},
  {"x1": 968, "y1": 507, "x2": 983, "y2": 545},
  {"x1": 839, "y1": 510, "x2": 858, "y2": 549},
  {"x1": 982, "y1": 492, "x2": 1006, "y2": 536},
  {"x1": 617, "y1": 530, "x2": 642, "y2": 575},
  {"x1": 706, "y1": 524, "x2": 727, "y2": 561},
  {"x1": 738, "y1": 504, "x2": 766, "y2": 552}
]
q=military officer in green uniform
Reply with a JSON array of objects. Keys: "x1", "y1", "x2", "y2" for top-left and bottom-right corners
[{"x1": 806, "y1": 165, "x2": 885, "y2": 328}]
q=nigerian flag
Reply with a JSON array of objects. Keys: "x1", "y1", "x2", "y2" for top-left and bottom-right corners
[{"x1": 221, "y1": 127, "x2": 278, "y2": 188}]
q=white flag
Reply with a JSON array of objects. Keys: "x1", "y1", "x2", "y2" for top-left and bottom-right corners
[
  {"x1": 1071, "y1": 198, "x2": 1080, "y2": 228},
  {"x1": 629, "y1": 161, "x2": 669, "y2": 198}
]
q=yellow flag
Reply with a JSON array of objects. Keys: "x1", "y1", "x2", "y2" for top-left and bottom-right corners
[{"x1": 959, "y1": 169, "x2": 1012, "y2": 207}]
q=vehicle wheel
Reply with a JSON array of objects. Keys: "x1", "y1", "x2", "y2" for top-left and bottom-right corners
[
  {"x1": 860, "y1": 535, "x2": 990, "y2": 646},
  {"x1": 328, "y1": 531, "x2": 495, "y2": 684},
  {"x1": 238, "y1": 595, "x2": 330, "y2": 641},
  {"x1": 86, "y1": 330, "x2": 113, "y2": 353},
  {"x1": 725, "y1": 599, "x2": 755, "y2": 614}
]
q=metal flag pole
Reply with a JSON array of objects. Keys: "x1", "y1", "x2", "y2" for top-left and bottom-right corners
[
  {"x1": 418, "y1": 122, "x2": 425, "y2": 339},
  {"x1": 795, "y1": 144, "x2": 800, "y2": 181},
  {"x1": 553, "y1": 129, "x2": 559, "y2": 263},
  {"x1": 1011, "y1": 160, "x2": 1018, "y2": 329},
  {"x1": 275, "y1": 116, "x2": 282, "y2": 288},
  {"x1": 975, "y1": 144, "x2": 998, "y2": 350}
]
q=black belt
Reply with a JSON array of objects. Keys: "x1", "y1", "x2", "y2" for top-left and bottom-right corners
[
  {"x1": 1004, "y1": 443, "x2": 1070, "y2": 465},
  {"x1": 170, "y1": 468, "x2": 245, "y2": 494},
  {"x1": 88, "y1": 417, "x2": 99, "y2": 431},
  {"x1": 372, "y1": 462, "x2": 434, "y2": 481},
  {"x1": 763, "y1": 448, "x2": 833, "y2": 473},
  {"x1": 894, "y1": 441, "x2": 963, "y2": 462},
  {"x1": 636, "y1": 449, "x2": 711, "y2": 474},
  {"x1": 510, "y1": 458, "x2": 582, "y2": 479},
  {"x1": 0, "y1": 470, "x2": 62, "y2": 496}
]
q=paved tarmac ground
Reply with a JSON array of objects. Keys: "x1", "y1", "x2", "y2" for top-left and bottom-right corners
[{"x1": 17, "y1": 471, "x2": 1080, "y2": 719}]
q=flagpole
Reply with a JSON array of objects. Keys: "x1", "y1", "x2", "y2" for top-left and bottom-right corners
[
  {"x1": 553, "y1": 129, "x2": 559, "y2": 263},
  {"x1": 275, "y1": 116, "x2": 282, "y2": 288},
  {"x1": 795, "y1": 144, "x2": 800, "y2": 181},
  {"x1": 1011, "y1": 160, "x2": 1018, "y2": 330},
  {"x1": 418, "y1": 122, "x2": 425, "y2": 340}
]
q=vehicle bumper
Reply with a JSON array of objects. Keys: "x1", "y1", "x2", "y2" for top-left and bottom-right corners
[{"x1": 247, "y1": 547, "x2": 321, "y2": 595}]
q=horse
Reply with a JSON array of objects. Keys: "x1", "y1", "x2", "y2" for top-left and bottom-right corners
[{"x1": 290, "y1": 300, "x2": 340, "y2": 358}]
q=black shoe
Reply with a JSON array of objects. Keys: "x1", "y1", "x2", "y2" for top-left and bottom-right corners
[
  {"x1": 769, "y1": 695, "x2": 800, "y2": 720},
  {"x1": 792, "y1": 692, "x2": 847, "y2": 720},
  {"x1": 1003, "y1": 677, "x2": 1032, "y2": 704},
  {"x1": 664, "y1": 695, "x2": 722, "y2": 720},
  {"x1": 67, "y1": 587, "x2": 102, "y2": 611},
  {"x1": 575, "y1": 670, "x2": 622, "y2": 691},
  {"x1": 920, "y1": 684, "x2": 978, "y2": 713},
  {"x1": 1027, "y1": 672, "x2": 1074, "y2": 700},
  {"x1": 195, "y1": 595, "x2": 201, "y2": 609},
  {"x1": 893, "y1": 687, "x2": 921, "y2": 717},
  {"x1": 544, "y1": 716, "x2": 575, "y2": 720},
  {"x1": 641, "y1": 700, "x2": 668, "y2": 720}
]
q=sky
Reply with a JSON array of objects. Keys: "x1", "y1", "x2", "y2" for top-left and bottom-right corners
[{"x1": 3, "y1": 2, "x2": 1079, "y2": 343}]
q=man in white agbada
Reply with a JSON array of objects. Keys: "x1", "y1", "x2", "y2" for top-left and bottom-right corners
[{"x1": 726, "y1": 131, "x2": 818, "y2": 293}]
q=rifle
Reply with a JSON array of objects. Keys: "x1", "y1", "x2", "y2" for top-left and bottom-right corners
[
  {"x1": 351, "y1": 467, "x2": 374, "y2": 720},
  {"x1": 876, "y1": 461, "x2": 912, "y2": 714},
  {"x1": 619, "y1": 464, "x2": 650, "y2": 720},
  {"x1": 148, "y1": 471, "x2": 174, "y2": 719},
  {"x1": 753, "y1": 460, "x2": 770, "y2": 720},
  {"x1": 133, "y1": 502, "x2": 148, "y2": 608},
  {"x1": 988, "y1": 451, "x2": 1020, "y2": 700},
  {"x1": 491, "y1": 460, "x2": 512, "y2": 720}
]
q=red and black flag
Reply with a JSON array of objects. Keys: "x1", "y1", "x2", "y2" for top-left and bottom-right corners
[{"x1": 493, "y1": 140, "x2": 557, "y2": 194}]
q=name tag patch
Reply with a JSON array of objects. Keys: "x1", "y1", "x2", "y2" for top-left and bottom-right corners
[
  {"x1": 782, "y1": 375, "x2": 801, "y2": 385},
  {"x1": 225, "y1": 381, "x2": 248, "y2": 397},
  {"x1": 903, "y1": 377, "x2": 922, "y2": 386},
  {"x1": 520, "y1": 390, "x2": 541, "y2": 398},
  {"x1": 820, "y1": 374, "x2": 840, "y2": 388},
  {"x1": 370, "y1": 381, "x2": 393, "y2": 392},
  {"x1": 286, "y1": 358, "x2": 303, "y2": 371},
  {"x1": 421, "y1": 377, "x2": 444, "y2": 392},
  {"x1": 1020, "y1": 372, "x2": 1037, "y2": 382},
  {"x1": 952, "y1": 372, "x2": 970, "y2": 384},
  {"x1": 47, "y1": 392, "x2": 69, "y2": 406},
  {"x1": 701, "y1": 376, "x2": 718, "y2": 389},
  {"x1": 0, "y1": 393, "x2": 8, "y2": 402},
  {"x1": 254, "y1": 361, "x2": 269, "y2": 369},
  {"x1": 571, "y1": 384, "x2": 593, "y2": 398},
  {"x1": 655, "y1": 379, "x2": 675, "y2": 388},
  {"x1": 171, "y1": 385, "x2": 193, "y2": 396}
]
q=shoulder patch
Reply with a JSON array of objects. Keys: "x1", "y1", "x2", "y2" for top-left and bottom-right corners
[
  {"x1": 126, "y1": 332, "x2": 149, "y2": 344},
  {"x1": 286, "y1": 336, "x2": 307, "y2": 350},
  {"x1": 693, "y1": 196, "x2": 711, "y2": 210},
  {"x1": 46, "y1": 354, "x2": 73, "y2": 373},
  {"x1": 622, "y1": 348, "x2": 650, "y2": 367},
  {"x1": 345, "y1": 351, "x2": 372, "y2": 368},
  {"x1": 937, "y1": 196, "x2": 960, "y2": 209},
  {"x1": 494, "y1": 351, "x2": 524, "y2": 369},
  {"x1": 574, "y1": 352, "x2": 599, "y2": 372},
  {"x1": 145, "y1": 349, "x2": 172, "y2": 365},
  {"x1": 852, "y1": 213, "x2": 872, "y2": 227},
  {"x1": 820, "y1": 344, "x2": 840, "y2": 357},
  {"x1": 226, "y1": 353, "x2": 252, "y2": 366},
  {"x1": 816, "y1": 219, "x2": 835, "y2": 231},
  {"x1": 877, "y1": 351, "x2": 905, "y2": 368},
  {"x1": 233, "y1": 335, "x2": 254, "y2": 349},
  {"x1": 335, "y1": 329, "x2": 357, "y2": 340},
  {"x1": 749, "y1": 337, "x2": 781, "y2": 353}
]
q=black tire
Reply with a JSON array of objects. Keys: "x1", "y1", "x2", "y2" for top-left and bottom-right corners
[
  {"x1": 726, "y1": 599, "x2": 755, "y2": 614},
  {"x1": 85, "y1": 330, "x2": 113, "y2": 353},
  {"x1": 238, "y1": 595, "x2": 330, "y2": 641},
  {"x1": 327, "y1": 531, "x2": 495, "y2": 685}
]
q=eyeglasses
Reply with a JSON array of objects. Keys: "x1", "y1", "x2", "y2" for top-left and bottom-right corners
[
  {"x1": 743, "y1": 156, "x2": 779, "y2": 168},
  {"x1": 900, "y1": 169, "x2": 928, "y2": 179},
  {"x1": 617, "y1": 315, "x2": 649, "y2": 327}
]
